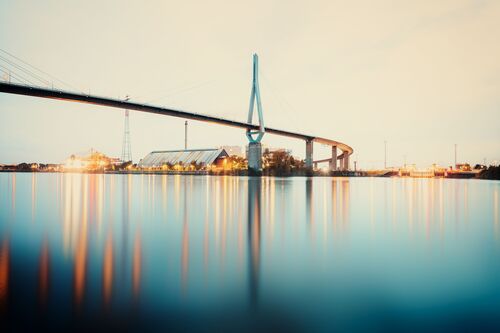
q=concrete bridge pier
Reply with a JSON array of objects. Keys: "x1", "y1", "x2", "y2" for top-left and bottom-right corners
[
  {"x1": 247, "y1": 142, "x2": 262, "y2": 175},
  {"x1": 305, "y1": 140, "x2": 314, "y2": 170},
  {"x1": 329, "y1": 145, "x2": 337, "y2": 171},
  {"x1": 343, "y1": 153, "x2": 350, "y2": 171}
]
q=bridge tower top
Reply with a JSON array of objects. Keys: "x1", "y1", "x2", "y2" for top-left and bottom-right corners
[{"x1": 246, "y1": 54, "x2": 265, "y2": 143}]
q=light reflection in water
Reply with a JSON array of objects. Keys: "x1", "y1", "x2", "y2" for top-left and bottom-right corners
[
  {"x1": 0, "y1": 173, "x2": 499, "y2": 331},
  {"x1": 341, "y1": 179, "x2": 350, "y2": 229},
  {"x1": 11, "y1": 174, "x2": 16, "y2": 215},
  {"x1": 247, "y1": 177, "x2": 261, "y2": 309},
  {"x1": 132, "y1": 231, "x2": 142, "y2": 299},
  {"x1": 31, "y1": 173, "x2": 36, "y2": 222},
  {"x1": 103, "y1": 233, "x2": 113, "y2": 306},
  {"x1": 332, "y1": 179, "x2": 337, "y2": 229},
  {"x1": 38, "y1": 238, "x2": 49, "y2": 307},
  {"x1": 181, "y1": 177, "x2": 189, "y2": 294},
  {"x1": 73, "y1": 176, "x2": 88, "y2": 309},
  {"x1": 0, "y1": 237, "x2": 9, "y2": 312},
  {"x1": 204, "y1": 178, "x2": 210, "y2": 272}
]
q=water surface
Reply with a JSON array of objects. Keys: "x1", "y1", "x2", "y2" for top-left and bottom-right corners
[{"x1": 0, "y1": 173, "x2": 499, "y2": 332}]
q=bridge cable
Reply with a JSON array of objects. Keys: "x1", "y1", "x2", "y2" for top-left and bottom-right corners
[
  {"x1": 259, "y1": 70, "x2": 302, "y2": 133},
  {"x1": 0, "y1": 63, "x2": 39, "y2": 86},
  {"x1": 0, "y1": 54, "x2": 52, "y2": 87},
  {"x1": 0, "y1": 48, "x2": 82, "y2": 93}
]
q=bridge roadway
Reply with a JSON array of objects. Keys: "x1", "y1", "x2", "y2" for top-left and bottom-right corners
[{"x1": 0, "y1": 82, "x2": 353, "y2": 170}]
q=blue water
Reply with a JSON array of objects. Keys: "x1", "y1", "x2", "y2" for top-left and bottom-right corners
[{"x1": 0, "y1": 173, "x2": 499, "y2": 332}]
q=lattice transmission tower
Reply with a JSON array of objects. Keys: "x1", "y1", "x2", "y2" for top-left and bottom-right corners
[{"x1": 121, "y1": 96, "x2": 132, "y2": 162}]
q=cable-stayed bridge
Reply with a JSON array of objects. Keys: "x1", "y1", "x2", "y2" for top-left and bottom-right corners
[{"x1": 0, "y1": 52, "x2": 353, "y2": 172}]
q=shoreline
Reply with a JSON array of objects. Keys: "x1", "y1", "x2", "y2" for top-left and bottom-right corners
[{"x1": 1, "y1": 169, "x2": 498, "y2": 180}]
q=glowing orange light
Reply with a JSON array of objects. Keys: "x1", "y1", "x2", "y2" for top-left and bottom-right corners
[{"x1": 0, "y1": 239, "x2": 9, "y2": 310}]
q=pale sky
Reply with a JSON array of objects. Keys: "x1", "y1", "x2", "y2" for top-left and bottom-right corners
[{"x1": 0, "y1": 0, "x2": 499, "y2": 168}]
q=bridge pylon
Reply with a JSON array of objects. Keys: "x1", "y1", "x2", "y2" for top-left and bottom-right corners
[{"x1": 246, "y1": 54, "x2": 265, "y2": 175}]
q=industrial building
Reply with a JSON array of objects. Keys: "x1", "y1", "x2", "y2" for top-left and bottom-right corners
[
  {"x1": 138, "y1": 148, "x2": 229, "y2": 171},
  {"x1": 64, "y1": 149, "x2": 121, "y2": 171}
]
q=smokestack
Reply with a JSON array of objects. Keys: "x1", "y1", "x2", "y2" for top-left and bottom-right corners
[{"x1": 184, "y1": 121, "x2": 188, "y2": 150}]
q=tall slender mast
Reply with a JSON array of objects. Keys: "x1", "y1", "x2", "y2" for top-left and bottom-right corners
[
  {"x1": 454, "y1": 143, "x2": 457, "y2": 168},
  {"x1": 121, "y1": 95, "x2": 132, "y2": 162},
  {"x1": 384, "y1": 140, "x2": 387, "y2": 169},
  {"x1": 184, "y1": 121, "x2": 188, "y2": 150}
]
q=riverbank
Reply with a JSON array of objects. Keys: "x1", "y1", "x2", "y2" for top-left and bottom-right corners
[{"x1": 2, "y1": 168, "x2": 500, "y2": 180}]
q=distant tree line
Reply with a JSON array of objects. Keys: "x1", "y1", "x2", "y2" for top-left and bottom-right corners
[{"x1": 478, "y1": 166, "x2": 500, "y2": 180}]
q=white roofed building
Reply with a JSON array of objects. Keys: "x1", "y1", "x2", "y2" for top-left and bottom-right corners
[{"x1": 138, "y1": 148, "x2": 229, "y2": 171}]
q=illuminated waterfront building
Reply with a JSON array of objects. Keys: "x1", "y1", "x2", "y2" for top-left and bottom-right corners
[{"x1": 64, "y1": 149, "x2": 121, "y2": 171}]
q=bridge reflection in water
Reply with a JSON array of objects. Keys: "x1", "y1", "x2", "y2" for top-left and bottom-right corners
[{"x1": 0, "y1": 174, "x2": 499, "y2": 331}]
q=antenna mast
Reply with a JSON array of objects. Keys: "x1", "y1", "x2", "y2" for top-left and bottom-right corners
[{"x1": 121, "y1": 95, "x2": 132, "y2": 162}]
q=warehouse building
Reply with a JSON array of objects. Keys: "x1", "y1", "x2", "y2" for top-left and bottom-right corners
[{"x1": 138, "y1": 148, "x2": 229, "y2": 171}]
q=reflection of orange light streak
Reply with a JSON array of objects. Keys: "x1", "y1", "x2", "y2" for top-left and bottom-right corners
[
  {"x1": 32, "y1": 173, "x2": 37, "y2": 221},
  {"x1": 222, "y1": 177, "x2": 228, "y2": 262},
  {"x1": 132, "y1": 232, "x2": 142, "y2": 298},
  {"x1": 204, "y1": 178, "x2": 210, "y2": 271},
  {"x1": 0, "y1": 239, "x2": 9, "y2": 311},
  {"x1": 214, "y1": 180, "x2": 220, "y2": 246},
  {"x1": 236, "y1": 179, "x2": 243, "y2": 268},
  {"x1": 342, "y1": 179, "x2": 350, "y2": 228},
  {"x1": 174, "y1": 175, "x2": 180, "y2": 217},
  {"x1": 251, "y1": 191, "x2": 261, "y2": 276},
  {"x1": 322, "y1": 181, "x2": 327, "y2": 243},
  {"x1": 96, "y1": 175, "x2": 104, "y2": 226},
  {"x1": 162, "y1": 175, "x2": 167, "y2": 219},
  {"x1": 409, "y1": 179, "x2": 415, "y2": 234},
  {"x1": 464, "y1": 182, "x2": 469, "y2": 224},
  {"x1": 11, "y1": 174, "x2": 16, "y2": 213},
  {"x1": 454, "y1": 181, "x2": 460, "y2": 227},
  {"x1": 306, "y1": 179, "x2": 314, "y2": 238},
  {"x1": 110, "y1": 175, "x2": 115, "y2": 221},
  {"x1": 74, "y1": 179, "x2": 88, "y2": 308},
  {"x1": 439, "y1": 179, "x2": 444, "y2": 235},
  {"x1": 392, "y1": 179, "x2": 396, "y2": 229},
  {"x1": 332, "y1": 179, "x2": 337, "y2": 230},
  {"x1": 426, "y1": 180, "x2": 432, "y2": 239},
  {"x1": 39, "y1": 239, "x2": 49, "y2": 306},
  {"x1": 74, "y1": 224, "x2": 87, "y2": 307},
  {"x1": 152, "y1": 174, "x2": 156, "y2": 213},
  {"x1": 369, "y1": 178, "x2": 374, "y2": 231},
  {"x1": 247, "y1": 179, "x2": 261, "y2": 309},
  {"x1": 269, "y1": 180, "x2": 275, "y2": 241},
  {"x1": 103, "y1": 233, "x2": 113, "y2": 306},
  {"x1": 89, "y1": 175, "x2": 96, "y2": 224}
]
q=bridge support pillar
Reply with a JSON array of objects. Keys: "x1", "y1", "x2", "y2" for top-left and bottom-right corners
[
  {"x1": 305, "y1": 140, "x2": 314, "y2": 171},
  {"x1": 330, "y1": 146, "x2": 337, "y2": 171},
  {"x1": 247, "y1": 142, "x2": 262, "y2": 176},
  {"x1": 343, "y1": 154, "x2": 350, "y2": 171}
]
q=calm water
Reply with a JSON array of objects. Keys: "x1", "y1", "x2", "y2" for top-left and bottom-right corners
[{"x1": 0, "y1": 173, "x2": 499, "y2": 332}]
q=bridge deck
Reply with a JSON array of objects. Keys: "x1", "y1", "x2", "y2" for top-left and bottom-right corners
[{"x1": 0, "y1": 82, "x2": 353, "y2": 157}]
